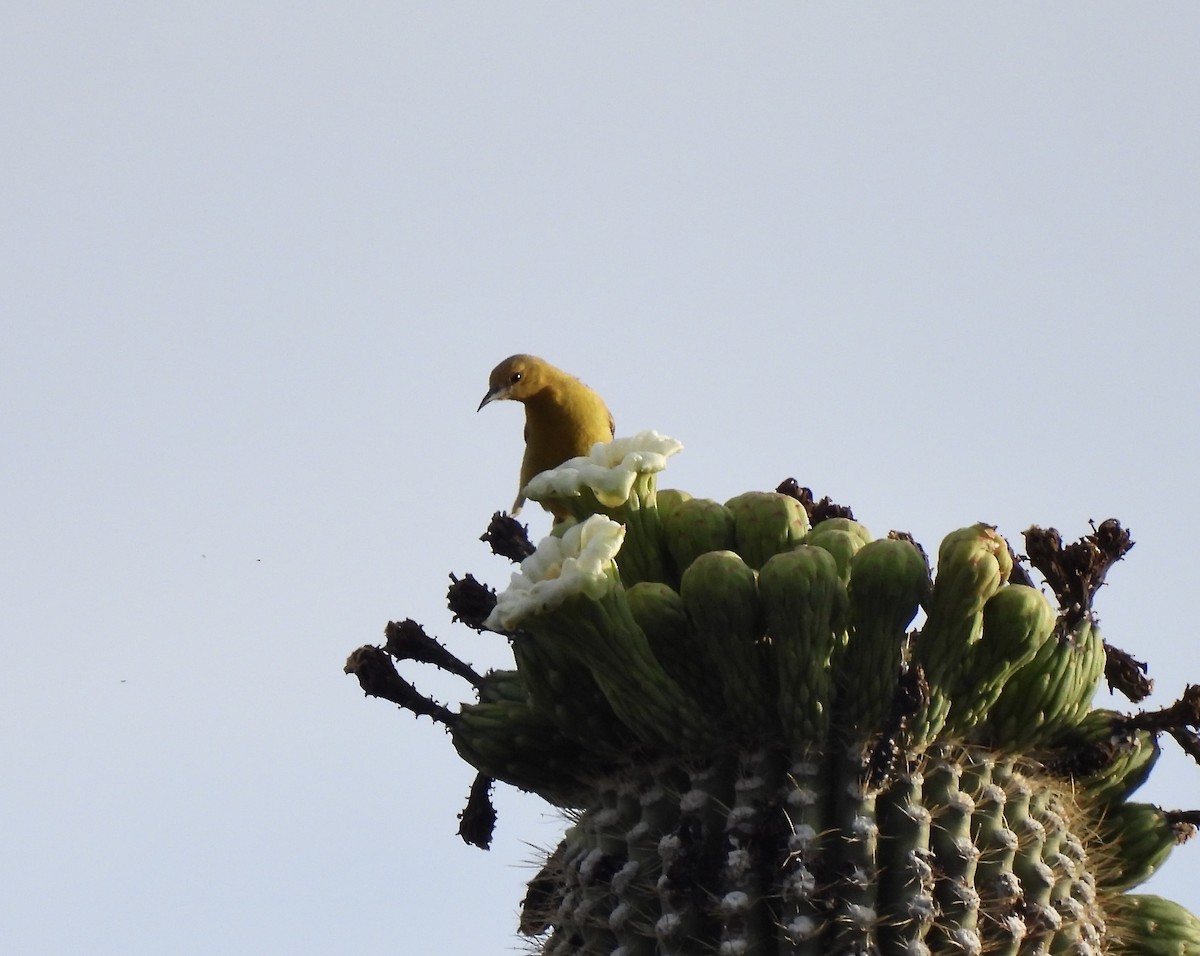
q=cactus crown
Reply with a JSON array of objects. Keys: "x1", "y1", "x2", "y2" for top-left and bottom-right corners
[{"x1": 346, "y1": 434, "x2": 1200, "y2": 956}]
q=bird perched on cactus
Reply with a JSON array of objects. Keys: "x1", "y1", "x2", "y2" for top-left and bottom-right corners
[{"x1": 478, "y1": 354, "x2": 615, "y2": 516}]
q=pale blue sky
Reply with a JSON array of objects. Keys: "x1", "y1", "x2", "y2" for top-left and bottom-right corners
[{"x1": 4, "y1": 4, "x2": 1199, "y2": 953}]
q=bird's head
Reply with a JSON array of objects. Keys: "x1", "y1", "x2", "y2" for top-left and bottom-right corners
[{"x1": 477, "y1": 354, "x2": 548, "y2": 410}]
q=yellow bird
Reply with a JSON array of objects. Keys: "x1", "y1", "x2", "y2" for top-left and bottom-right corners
[{"x1": 478, "y1": 354, "x2": 615, "y2": 516}]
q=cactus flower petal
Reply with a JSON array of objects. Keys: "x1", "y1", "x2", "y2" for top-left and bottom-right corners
[{"x1": 485, "y1": 514, "x2": 626, "y2": 631}]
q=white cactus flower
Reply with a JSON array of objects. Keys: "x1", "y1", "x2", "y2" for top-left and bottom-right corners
[
  {"x1": 485, "y1": 514, "x2": 626, "y2": 631},
  {"x1": 524, "y1": 430, "x2": 683, "y2": 508}
]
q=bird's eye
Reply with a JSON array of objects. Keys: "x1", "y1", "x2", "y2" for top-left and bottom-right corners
[{"x1": 510, "y1": 372, "x2": 523, "y2": 384}]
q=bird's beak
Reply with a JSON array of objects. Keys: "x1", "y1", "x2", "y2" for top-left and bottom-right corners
[{"x1": 477, "y1": 387, "x2": 500, "y2": 412}]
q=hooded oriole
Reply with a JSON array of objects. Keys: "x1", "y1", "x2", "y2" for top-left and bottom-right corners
[{"x1": 478, "y1": 354, "x2": 615, "y2": 515}]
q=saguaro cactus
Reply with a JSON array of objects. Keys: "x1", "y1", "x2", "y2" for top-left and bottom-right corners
[{"x1": 346, "y1": 433, "x2": 1200, "y2": 955}]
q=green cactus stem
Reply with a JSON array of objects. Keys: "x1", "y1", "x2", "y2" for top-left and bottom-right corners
[{"x1": 346, "y1": 459, "x2": 1200, "y2": 956}]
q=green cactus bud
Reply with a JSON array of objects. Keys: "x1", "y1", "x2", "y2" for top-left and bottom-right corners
[
  {"x1": 1095, "y1": 802, "x2": 1191, "y2": 892},
  {"x1": 758, "y1": 545, "x2": 846, "y2": 745},
  {"x1": 806, "y1": 517, "x2": 872, "y2": 585},
  {"x1": 654, "y1": 487, "x2": 692, "y2": 523},
  {"x1": 836, "y1": 536, "x2": 930, "y2": 733},
  {"x1": 537, "y1": 590, "x2": 711, "y2": 749},
  {"x1": 475, "y1": 667, "x2": 529, "y2": 704},
  {"x1": 1062, "y1": 708, "x2": 1161, "y2": 807},
  {"x1": 941, "y1": 583, "x2": 1057, "y2": 739},
  {"x1": 724, "y1": 490, "x2": 810, "y2": 570},
  {"x1": 508, "y1": 631, "x2": 631, "y2": 749},
  {"x1": 1106, "y1": 894, "x2": 1200, "y2": 956},
  {"x1": 1059, "y1": 619, "x2": 1107, "y2": 723},
  {"x1": 909, "y1": 523, "x2": 1014, "y2": 747},
  {"x1": 625, "y1": 580, "x2": 720, "y2": 706},
  {"x1": 847, "y1": 536, "x2": 930, "y2": 635},
  {"x1": 807, "y1": 516, "x2": 873, "y2": 548},
  {"x1": 678, "y1": 549, "x2": 772, "y2": 733},
  {"x1": 453, "y1": 695, "x2": 588, "y2": 802},
  {"x1": 663, "y1": 497, "x2": 736, "y2": 577},
  {"x1": 977, "y1": 617, "x2": 1106, "y2": 750}
]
